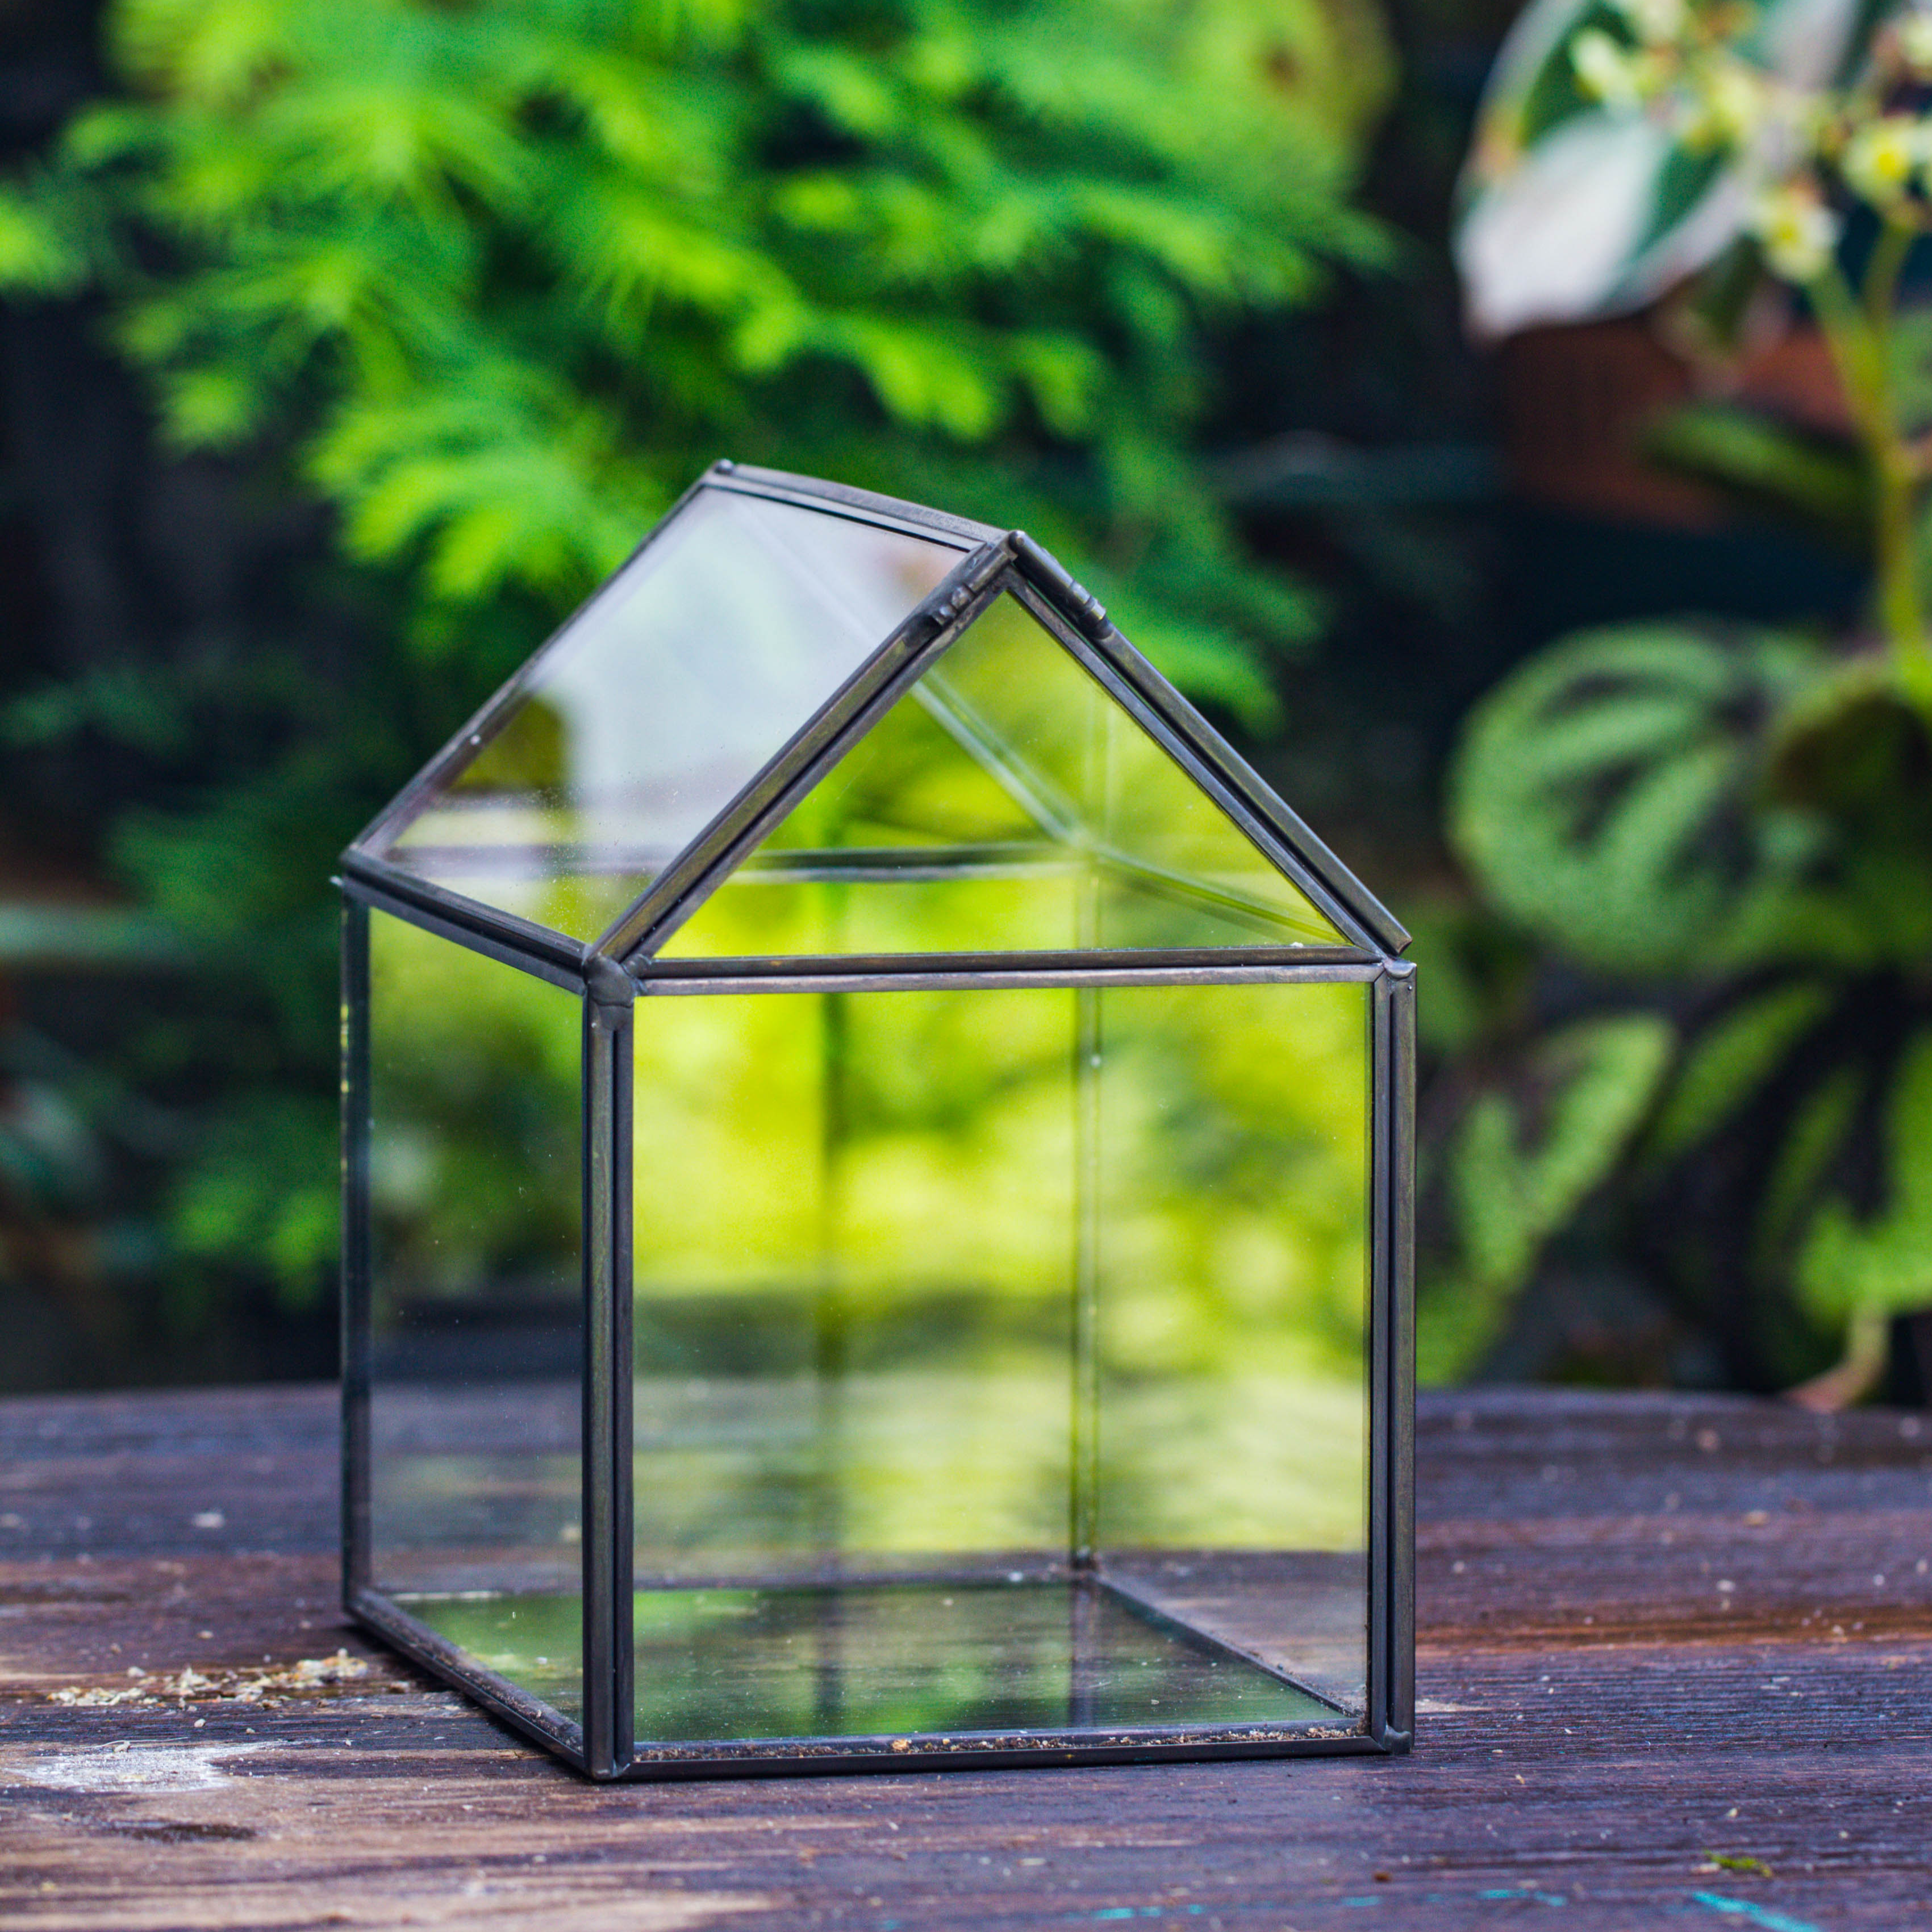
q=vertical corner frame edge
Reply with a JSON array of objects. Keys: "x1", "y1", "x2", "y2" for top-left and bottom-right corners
[
  {"x1": 1368, "y1": 959, "x2": 1416, "y2": 1750},
  {"x1": 581, "y1": 971, "x2": 635, "y2": 1777},
  {"x1": 340, "y1": 892, "x2": 372, "y2": 1612}
]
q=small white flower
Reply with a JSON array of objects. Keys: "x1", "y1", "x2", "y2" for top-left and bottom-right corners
[
  {"x1": 1749, "y1": 180, "x2": 1839, "y2": 282},
  {"x1": 1841, "y1": 115, "x2": 1929, "y2": 206},
  {"x1": 1685, "y1": 59, "x2": 1770, "y2": 148},
  {"x1": 1899, "y1": 10, "x2": 1932, "y2": 77},
  {"x1": 1573, "y1": 28, "x2": 1647, "y2": 109},
  {"x1": 1608, "y1": 0, "x2": 1685, "y2": 46}
]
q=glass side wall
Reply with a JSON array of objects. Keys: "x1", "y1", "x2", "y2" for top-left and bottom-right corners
[
  {"x1": 372, "y1": 490, "x2": 962, "y2": 941},
  {"x1": 364, "y1": 908, "x2": 585, "y2": 1724},
  {"x1": 656, "y1": 594, "x2": 1345, "y2": 959},
  {"x1": 1095, "y1": 982, "x2": 1368, "y2": 1713},
  {"x1": 622, "y1": 979, "x2": 1367, "y2": 1748}
]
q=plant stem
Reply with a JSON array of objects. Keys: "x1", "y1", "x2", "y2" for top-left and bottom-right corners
[
  {"x1": 1812, "y1": 221, "x2": 1932, "y2": 713},
  {"x1": 1863, "y1": 219, "x2": 1931, "y2": 708},
  {"x1": 1787, "y1": 1305, "x2": 1889, "y2": 1413}
]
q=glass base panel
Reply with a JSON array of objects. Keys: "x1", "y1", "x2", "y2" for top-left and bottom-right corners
[
  {"x1": 395, "y1": 1591, "x2": 586, "y2": 1722},
  {"x1": 402, "y1": 1575, "x2": 1346, "y2": 1750}
]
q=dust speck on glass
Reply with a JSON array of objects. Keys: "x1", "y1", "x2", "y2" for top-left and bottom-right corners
[{"x1": 341, "y1": 463, "x2": 1414, "y2": 1780}]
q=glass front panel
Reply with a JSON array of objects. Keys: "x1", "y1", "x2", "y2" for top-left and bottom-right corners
[
  {"x1": 629, "y1": 986, "x2": 1076, "y2": 1585},
  {"x1": 657, "y1": 593, "x2": 1346, "y2": 959},
  {"x1": 610, "y1": 977, "x2": 1367, "y2": 1751},
  {"x1": 372, "y1": 490, "x2": 962, "y2": 940},
  {"x1": 363, "y1": 907, "x2": 585, "y2": 1724}
]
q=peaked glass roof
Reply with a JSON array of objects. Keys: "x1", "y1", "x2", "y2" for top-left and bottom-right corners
[
  {"x1": 652, "y1": 593, "x2": 1345, "y2": 959},
  {"x1": 364, "y1": 488, "x2": 963, "y2": 942},
  {"x1": 353, "y1": 470, "x2": 1399, "y2": 960}
]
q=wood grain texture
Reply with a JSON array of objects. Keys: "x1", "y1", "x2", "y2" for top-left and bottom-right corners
[{"x1": 1, "y1": 1383, "x2": 1927, "y2": 1928}]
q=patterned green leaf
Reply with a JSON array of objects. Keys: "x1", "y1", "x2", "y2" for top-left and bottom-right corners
[
  {"x1": 1645, "y1": 977, "x2": 1834, "y2": 1162},
  {"x1": 1797, "y1": 1028, "x2": 1932, "y2": 1322},
  {"x1": 1420, "y1": 1012, "x2": 1675, "y2": 1381},
  {"x1": 1450, "y1": 623, "x2": 1832, "y2": 975}
]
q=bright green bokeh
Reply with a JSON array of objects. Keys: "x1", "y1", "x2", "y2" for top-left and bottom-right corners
[{"x1": 662, "y1": 594, "x2": 1346, "y2": 959}]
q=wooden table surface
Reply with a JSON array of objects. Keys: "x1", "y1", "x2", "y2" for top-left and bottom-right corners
[{"x1": 1, "y1": 1383, "x2": 1927, "y2": 1929}]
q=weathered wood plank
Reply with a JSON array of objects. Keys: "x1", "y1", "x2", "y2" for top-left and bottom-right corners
[{"x1": 1, "y1": 1384, "x2": 1927, "y2": 1929}]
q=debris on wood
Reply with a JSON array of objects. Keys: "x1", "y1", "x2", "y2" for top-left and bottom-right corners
[
  {"x1": 47, "y1": 1650, "x2": 387, "y2": 1710},
  {"x1": 1701, "y1": 1852, "x2": 1775, "y2": 1879}
]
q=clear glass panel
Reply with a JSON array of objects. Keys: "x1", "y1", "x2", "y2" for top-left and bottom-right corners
[
  {"x1": 372, "y1": 490, "x2": 963, "y2": 941},
  {"x1": 364, "y1": 907, "x2": 585, "y2": 1724},
  {"x1": 621, "y1": 1581, "x2": 1332, "y2": 1742},
  {"x1": 615, "y1": 977, "x2": 1367, "y2": 1754},
  {"x1": 657, "y1": 593, "x2": 1345, "y2": 959},
  {"x1": 1095, "y1": 982, "x2": 1369, "y2": 1710},
  {"x1": 629, "y1": 986, "x2": 1076, "y2": 1585}
]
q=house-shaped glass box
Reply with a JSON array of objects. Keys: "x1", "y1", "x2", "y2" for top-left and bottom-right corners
[{"x1": 340, "y1": 464, "x2": 1413, "y2": 1780}]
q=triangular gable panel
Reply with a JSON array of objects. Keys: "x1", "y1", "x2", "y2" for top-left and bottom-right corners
[
  {"x1": 363, "y1": 487, "x2": 965, "y2": 942},
  {"x1": 650, "y1": 592, "x2": 1347, "y2": 962}
]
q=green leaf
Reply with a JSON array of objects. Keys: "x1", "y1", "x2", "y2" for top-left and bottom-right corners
[
  {"x1": 155, "y1": 364, "x2": 264, "y2": 449},
  {"x1": 1455, "y1": 0, "x2": 1879, "y2": 335},
  {"x1": 1646, "y1": 978, "x2": 1834, "y2": 1165},
  {"x1": 0, "y1": 177, "x2": 92, "y2": 293},
  {"x1": 1421, "y1": 1012, "x2": 1675, "y2": 1382},
  {"x1": 1797, "y1": 1029, "x2": 1932, "y2": 1323},
  {"x1": 1450, "y1": 622, "x2": 1837, "y2": 977},
  {"x1": 168, "y1": 1093, "x2": 339, "y2": 1304},
  {"x1": 1642, "y1": 403, "x2": 1870, "y2": 546},
  {"x1": 49, "y1": 0, "x2": 1387, "y2": 716},
  {"x1": 1626, "y1": 144, "x2": 1729, "y2": 262}
]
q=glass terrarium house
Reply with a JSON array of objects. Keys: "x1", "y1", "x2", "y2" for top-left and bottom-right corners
[{"x1": 340, "y1": 463, "x2": 1414, "y2": 1780}]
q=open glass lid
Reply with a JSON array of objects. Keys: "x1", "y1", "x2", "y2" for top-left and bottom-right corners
[{"x1": 356, "y1": 485, "x2": 967, "y2": 943}]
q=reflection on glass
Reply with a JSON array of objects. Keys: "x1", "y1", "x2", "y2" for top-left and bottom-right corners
[
  {"x1": 631, "y1": 987, "x2": 1076, "y2": 1582},
  {"x1": 657, "y1": 594, "x2": 1345, "y2": 959},
  {"x1": 1095, "y1": 982, "x2": 1369, "y2": 1709},
  {"x1": 427, "y1": 1580, "x2": 1334, "y2": 1746},
  {"x1": 375, "y1": 491, "x2": 962, "y2": 940},
  {"x1": 365, "y1": 908, "x2": 585, "y2": 1721},
  {"x1": 624, "y1": 979, "x2": 1367, "y2": 1745},
  {"x1": 393, "y1": 1592, "x2": 584, "y2": 1724}
]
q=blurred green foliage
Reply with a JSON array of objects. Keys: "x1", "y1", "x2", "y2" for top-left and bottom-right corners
[
  {"x1": 1428, "y1": 612, "x2": 1932, "y2": 1388},
  {"x1": 4, "y1": 0, "x2": 1391, "y2": 715},
  {"x1": 1418, "y1": 1007, "x2": 1672, "y2": 1383},
  {"x1": 0, "y1": 0, "x2": 1392, "y2": 1372},
  {"x1": 370, "y1": 908, "x2": 1370, "y2": 1554},
  {"x1": 1435, "y1": 0, "x2": 1932, "y2": 1395}
]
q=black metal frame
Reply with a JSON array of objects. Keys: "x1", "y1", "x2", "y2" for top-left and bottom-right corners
[{"x1": 339, "y1": 462, "x2": 1416, "y2": 1781}]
